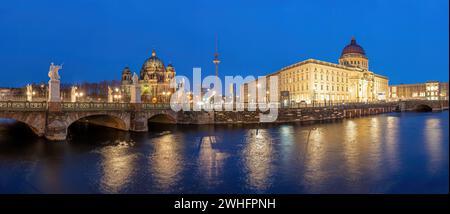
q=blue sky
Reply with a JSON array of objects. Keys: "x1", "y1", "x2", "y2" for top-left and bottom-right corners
[{"x1": 0, "y1": 0, "x2": 448, "y2": 87}]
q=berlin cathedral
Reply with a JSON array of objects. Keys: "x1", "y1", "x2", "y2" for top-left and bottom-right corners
[{"x1": 120, "y1": 50, "x2": 175, "y2": 103}]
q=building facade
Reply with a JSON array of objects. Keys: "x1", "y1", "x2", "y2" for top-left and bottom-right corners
[
  {"x1": 121, "y1": 50, "x2": 176, "y2": 103},
  {"x1": 389, "y1": 81, "x2": 448, "y2": 101},
  {"x1": 244, "y1": 37, "x2": 389, "y2": 105}
]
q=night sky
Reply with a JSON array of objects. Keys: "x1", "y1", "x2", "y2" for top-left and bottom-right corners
[{"x1": 0, "y1": 0, "x2": 448, "y2": 87}]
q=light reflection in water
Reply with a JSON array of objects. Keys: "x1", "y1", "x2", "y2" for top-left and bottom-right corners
[
  {"x1": 342, "y1": 120, "x2": 361, "y2": 184},
  {"x1": 0, "y1": 112, "x2": 447, "y2": 194},
  {"x1": 198, "y1": 136, "x2": 227, "y2": 187},
  {"x1": 279, "y1": 125, "x2": 295, "y2": 165},
  {"x1": 384, "y1": 116, "x2": 399, "y2": 172},
  {"x1": 425, "y1": 118, "x2": 443, "y2": 174},
  {"x1": 302, "y1": 127, "x2": 326, "y2": 192},
  {"x1": 368, "y1": 117, "x2": 382, "y2": 181},
  {"x1": 242, "y1": 129, "x2": 274, "y2": 191},
  {"x1": 99, "y1": 141, "x2": 138, "y2": 193},
  {"x1": 148, "y1": 133, "x2": 183, "y2": 192}
]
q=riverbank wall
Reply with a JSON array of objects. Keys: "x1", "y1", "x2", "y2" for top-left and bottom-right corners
[{"x1": 177, "y1": 103, "x2": 397, "y2": 124}]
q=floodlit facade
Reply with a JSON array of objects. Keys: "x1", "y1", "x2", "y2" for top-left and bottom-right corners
[
  {"x1": 244, "y1": 37, "x2": 389, "y2": 105},
  {"x1": 120, "y1": 50, "x2": 176, "y2": 103},
  {"x1": 389, "y1": 81, "x2": 449, "y2": 101}
]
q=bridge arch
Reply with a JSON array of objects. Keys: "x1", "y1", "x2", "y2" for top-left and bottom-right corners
[
  {"x1": 0, "y1": 112, "x2": 46, "y2": 137},
  {"x1": 66, "y1": 112, "x2": 130, "y2": 131},
  {"x1": 413, "y1": 104, "x2": 433, "y2": 112},
  {"x1": 147, "y1": 113, "x2": 177, "y2": 124}
]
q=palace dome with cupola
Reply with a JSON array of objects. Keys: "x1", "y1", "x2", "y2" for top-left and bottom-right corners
[{"x1": 339, "y1": 36, "x2": 369, "y2": 70}]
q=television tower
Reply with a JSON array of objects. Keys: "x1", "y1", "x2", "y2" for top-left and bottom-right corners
[{"x1": 213, "y1": 35, "x2": 220, "y2": 79}]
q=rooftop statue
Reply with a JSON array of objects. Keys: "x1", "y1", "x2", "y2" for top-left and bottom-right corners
[
  {"x1": 48, "y1": 62, "x2": 62, "y2": 81},
  {"x1": 132, "y1": 72, "x2": 139, "y2": 85}
]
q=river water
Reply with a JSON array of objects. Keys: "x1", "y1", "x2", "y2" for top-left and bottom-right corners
[{"x1": 0, "y1": 111, "x2": 448, "y2": 193}]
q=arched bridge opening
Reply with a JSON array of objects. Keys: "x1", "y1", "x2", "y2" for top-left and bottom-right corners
[
  {"x1": 414, "y1": 104, "x2": 433, "y2": 112},
  {"x1": 0, "y1": 118, "x2": 42, "y2": 139},
  {"x1": 68, "y1": 114, "x2": 129, "y2": 132},
  {"x1": 0, "y1": 112, "x2": 46, "y2": 137},
  {"x1": 148, "y1": 114, "x2": 176, "y2": 124}
]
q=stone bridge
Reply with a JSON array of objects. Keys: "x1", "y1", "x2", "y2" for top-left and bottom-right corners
[
  {"x1": 0, "y1": 101, "x2": 178, "y2": 140},
  {"x1": 0, "y1": 100, "x2": 448, "y2": 141},
  {"x1": 396, "y1": 100, "x2": 449, "y2": 112}
]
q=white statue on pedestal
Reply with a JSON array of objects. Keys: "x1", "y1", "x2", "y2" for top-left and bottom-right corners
[
  {"x1": 108, "y1": 86, "x2": 113, "y2": 103},
  {"x1": 48, "y1": 62, "x2": 61, "y2": 81},
  {"x1": 48, "y1": 62, "x2": 62, "y2": 102},
  {"x1": 130, "y1": 72, "x2": 141, "y2": 103},
  {"x1": 71, "y1": 86, "x2": 78, "y2": 102},
  {"x1": 26, "y1": 84, "x2": 33, "y2": 102}
]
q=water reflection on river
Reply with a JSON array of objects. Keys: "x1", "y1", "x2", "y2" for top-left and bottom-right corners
[{"x1": 0, "y1": 112, "x2": 448, "y2": 193}]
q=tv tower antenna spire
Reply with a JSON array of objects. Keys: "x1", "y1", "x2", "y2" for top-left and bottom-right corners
[{"x1": 213, "y1": 34, "x2": 220, "y2": 79}]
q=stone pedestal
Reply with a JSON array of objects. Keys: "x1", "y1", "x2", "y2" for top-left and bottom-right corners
[
  {"x1": 108, "y1": 86, "x2": 113, "y2": 103},
  {"x1": 47, "y1": 102, "x2": 62, "y2": 112},
  {"x1": 48, "y1": 79, "x2": 61, "y2": 102},
  {"x1": 130, "y1": 112, "x2": 148, "y2": 132},
  {"x1": 130, "y1": 103, "x2": 142, "y2": 111},
  {"x1": 71, "y1": 86, "x2": 77, "y2": 102},
  {"x1": 26, "y1": 84, "x2": 33, "y2": 102},
  {"x1": 130, "y1": 72, "x2": 141, "y2": 104},
  {"x1": 45, "y1": 112, "x2": 67, "y2": 141},
  {"x1": 130, "y1": 85, "x2": 141, "y2": 103}
]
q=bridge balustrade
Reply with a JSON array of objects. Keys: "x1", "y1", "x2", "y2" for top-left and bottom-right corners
[
  {"x1": 0, "y1": 101, "x2": 47, "y2": 111},
  {"x1": 61, "y1": 102, "x2": 131, "y2": 111},
  {"x1": 142, "y1": 103, "x2": 171, "y2": 110}
]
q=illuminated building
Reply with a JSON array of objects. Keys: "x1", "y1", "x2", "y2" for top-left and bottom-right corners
[
  {"x1": 244, "y1": 37, "x2": 389, "y2": 105},
  {"x1": 389, "y1": 81, "x2": 448, "y2": 101},
  {"x1": 121, "y1": 50, "x2": 176, "y2": 103}
]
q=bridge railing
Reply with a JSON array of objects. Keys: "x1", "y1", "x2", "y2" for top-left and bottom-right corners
[
  {"x1": 61, "y1": 102, "x2": 172, "y2": 111},
  {"x1": 142, "y1": 103, "x2": 171, "y2": 110},
  {"x1": 0, "y1": 101, "x2": 47, "y2": 111},
  {"x1": 61, "y1": 102, "x2": 132, "y2": 111},
  {"x1": 0, "y1": 100, "x2": 402, "y2": 112}
]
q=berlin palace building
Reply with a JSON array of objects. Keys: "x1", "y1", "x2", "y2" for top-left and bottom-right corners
[{"x1": 244, "y1": 37, "x2": 389, "y2": 106}]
